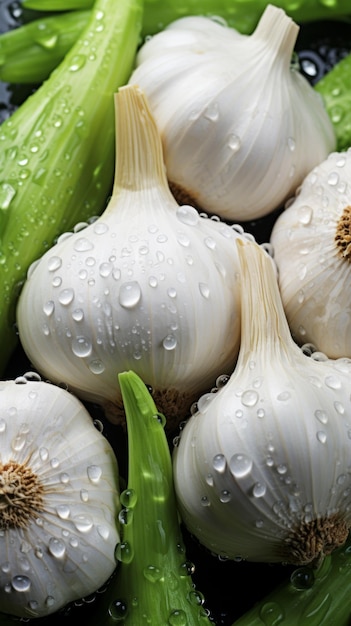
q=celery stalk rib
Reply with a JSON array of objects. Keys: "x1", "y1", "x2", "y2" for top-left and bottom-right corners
[
  {"x1": 22, "y1": 0, "x2": 351, "y2": 35},
  {"x1": 0, "y1": 0, "x2": 143, "y2": 375},
  {"x1": 0, "y1": 10, "x2": 90, "y2": 84},
  {"x1": 85, "y1": 370, "x2": 213, "y2": 625}
]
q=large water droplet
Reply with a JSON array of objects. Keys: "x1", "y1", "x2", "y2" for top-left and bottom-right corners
[
  {"x1": 48, "y1": 537, "x2": 66, "y2": 558},
  {"x1": 176, "y1": 204, "x2": 199, "y2": 226},
  {"x1": 162, "y1": 334, "x2": 177, "y2": 351},
  {"x1": 229, "y1": 453, "x2": 253, "y2": 478},
  {"x1": 119, "y1": 281, "x2": 142, "y2": 308},
  {"x1": 11, "y1": 575, "x2": 31, "y2": 592},
  {"x1": 71, "y1": 335, "x2": 92, "y2": 358},
  {"x1": 241, "y1": 390, "x2": 259, "y2": 407}
]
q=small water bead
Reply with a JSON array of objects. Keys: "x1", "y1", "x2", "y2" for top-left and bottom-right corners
[
  {"x1": 177, "y1": 233, "x2": 191, "y2": 247},
  {"x1": 228, "y1": 133, "x2": 241, "y2": 152},
  {"x1": 52, "y1": 276, "x2": 62, "y2": 288},
  {"x1": 56, "y1": 504, "x2": 70, "y2": 520},
  {"x1": 115, "y1": 541, "x2": 134, "y2": 564},
  {"x1": 327, "y1": 171, "x2": 339, "y2": 186},
  {"x1": 119, "y1": 281, "x2": 142, "y2": 308},
  {"x1": 93, "y1": 222, "x2": 109, "y2": 235},
  {"x1": 0, "y1": 419, "x2": 6, "y2": 433},
  {"x1": 259, "y1": 601, "x2": 284, "y2": 626},
  {"x1": 212, "y1": 454, "x2": 226, "y2": 473},
  {"x1": 49, "y1": 538, "x2": 66, "y2": 558},
  {"x1": 325, "y1": 375, "x2": 341, "y2": 390},
  {"x1": 73, "y1": 515, "x2": 93, "y2": 533},
  {"x1": 252, "y1": 482, "x2": 266, "y2": 498},
  {"x1": 71, "y1": 336, "x2": 92, "y2": 358},
  {"x1": 168, "y1": 609, "x2": 187, "y2": 626},
  {"x1": 108, "y1": 599, "x2": 128, "y2": 621},
  {"x1": 11, "y1": 575, "x2": 31, "y2": 592},
  {"x1": 47, "y1": 256, "x2": 62, "y2": 272},
  {"x1": 219, "y1": 490, "x2": 231, "y2": 503},
  {"x1": 162, "y1": 334, "x2": 177, "y2": 351},
  {"x1": 143, "y1": 565, "x2": 163, "y2": 583},
  {"x1": 215, "y1": 374, "x2": 230, "y2": 389},
  {"x1": 58, "y1": 288, "x2": 75, "y2": 306},
  {"x1": 179, "y1": 560, "x2": 195, "y2": 577},
  {"x1": 89, "y1": 359, "x2": 105, "y2": 374},
  {"x1": 241, "y1": 389, "x2": 259, "y2": 407},
  {"x1": 229, "y1": 453, "x2": 253, "y2": 478},
  {"x1": 316, "y1": 431, "x2": 327, "y2": 444},
  {"x1": 74, "y1": 237, "x2": 94, "y2": 252},
  {"x1": 118, "y1": 508, "x2": 133, "y2": 526},
  {"x1": 276, "y1": 391, "x2": 291, "y2": 402},
  {"x1": 290, "y1": 567, "x2": 315, "y2": 590},
  {"x1": 72, "y1": 308, "x2": 84, "y2": 322},
  {"x1": 297, "y1": 204, "x2": 313, "y2": 225},
  {"x1": 120, "y1": 488, "x2": 137, "y2": 508},
  {"x1": 198, "y1": 282, "x2": 210, "y2": 299},
  {"x1": 334, "y1": 401, "x2": 345, "y2": 415},
  {"x1": 176, "y1": 204, "x2": 199, "y2": 226},
  {"x1": 87, "y1": 464, "x2": 102, "y2": 483}
]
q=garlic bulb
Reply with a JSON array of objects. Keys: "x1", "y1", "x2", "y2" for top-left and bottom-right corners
[
  {"x1": 173, "y1": 239, "x2": 351, "y2": 566},
  {"x1": 0, "y1": 372, "x2": 120, "y2": 618},
  {"x1": 16, "y1": 84, "x2": 251, "y2": 430},
  {"x1": 270, "y1": 148, "x2": 351, "y2": 359},
  {"x1": 128, "y1": 5, "x2": 335, "y2": 222}
]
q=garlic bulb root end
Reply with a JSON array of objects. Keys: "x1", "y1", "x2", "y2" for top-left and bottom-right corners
[
  {"x1": 284, "y1": 513, "x2": 349, "y2": 567},
  {"x1": 335, "y1": 205, "x2": 351, "y2": 260}
]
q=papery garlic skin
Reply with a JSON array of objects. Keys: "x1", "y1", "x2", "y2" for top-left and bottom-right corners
[
  {"x1": 16, "y1": 85, "x2": 249, "y2": 430},
  {"x1": 270, "y1": 149, "x2": 351, "y2": 359},
  {"x1": 0, "y1": 374, "x2": 120, "y2": 618},
  {"x1": 173, "y1": 240, "x2": 351, "y2": 565},
  {"x1": 129, "y1": 6, "x2": 335, "y2": 221}
]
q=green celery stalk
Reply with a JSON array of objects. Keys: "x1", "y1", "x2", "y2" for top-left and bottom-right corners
[
  {"x1": 85, "y1": 370, "x2": 213, "y2": 625},
  {"x1": 0, "y1": 0, "x2": 143, "y2": 376},
  {"x1": 21, "y1": 0, "x2": 351, "y2": 35},
  {"x1": 0, "y1": 10, "x2": 90, "y2": 84},
  {"x1": 234, "y1": 536, "x2": 351, "y2": 625},
  {"x1": 315, "y1": 53, "x2": 351, "y2": 151}
]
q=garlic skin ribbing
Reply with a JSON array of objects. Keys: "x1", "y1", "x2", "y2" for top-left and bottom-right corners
[
  {"x1": 16, "y1": 85, "x2": 250, "y2": 429},
  {"x1": 129, "y1": 6, "x2": 335, "y2": 222},
  {"x1": 270, "y1": 148, "x2": 351, "y2": 359},
  {"x1": 0, "y1": 373, "x2": 120, "y2": 619},
  {"x1": 173, "y1": 240, "x2": 351, "y2": 566}
]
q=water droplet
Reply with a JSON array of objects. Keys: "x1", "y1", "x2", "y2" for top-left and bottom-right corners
[
  {"x1": 49, "y1": 537, "x2": 66, "y2": 558},
  {"x1": 220, "y1": 490, "x2": 231, "y2": 503},
  {"x1": 43, "y1": 300, "x2": 55, "y2": 316},
  {"x1": 325, "y1": 375, "x2": 341, "y2": 390},
  {"x1": 316, "y1": 431, "x2": 327, "y2": 444},
  {"x1": 241, "y1": 390, "x2": 259, "y2": 407},
  {"x1": 108, "y1": 599, "x2": 128, "y2": 621},
  {"x1": 93, "y1": 222, "x2": 108, "y2": 235},
  {"x1": 69, "y1": 54, "x2": 86, "y2": 72},
  {"x1": 297, "y1": 205, "x2": 313, "y2": 225},
  {"x1": 0, "y1": 419, "x2": 6, "y2": 433},
  {"x1": 176, "y1": 204, "x2": 199, "y2": 226},
  {"x1": 328, "y1": 171, "x2": 339, "y2": 186},
  {"x1": 56, "y1": 504, "x2": 70, "y2": 519},
  {"x1": 199, "y1": 282, "x2": 210, "y2": 298},
  {"x1": 252, "y1": 482, "x2": 266, "y2": 498},
  {"x1": 74, "y1": 237, "x2": 94, "y2": 252},
  {"x1": 89, "y1": 359, "x2": 105, "y2": 374},
  {"x1": 80, "y1": 489, "x2": 89, "y2": 502},
  {"x1": 120, "y1": 489, "x2": 138, "y2": 508},
  {"x1": 58, "y1": 288, "x2": 74, "y2": 306},
  {"x1": 72, "y1": 308, "x2": 84, "y2": 322},
  {"x1": 119, "y1": 281, "x2": 142, "y2": 308},
  {"x1": 259, "y1": 601, "x2": 284, "y2": 625},
  {"x1": 71, "y1": 335, "x2": 92, "y2": 358},
  {"x1": 204, "y1": 236, "x2": 216, "y2": 250},
  {"x1": 290, "y1": 567, "x2": 315, "y2": 590},
  {"x1": 168, "y1": 609, "x2": 187, "y2": 625},
  {"x1": 87, "y1": 464, "x2": 102, "y2": 483},
  {"x1": 115, "y1": 541, "x2": 133, "y2": 564},
  {"x1": 73, "y1": 515, "x2": 93, "y2": 533},
  {"x1": 213, "y1": 454, "x2": 226, "y2": 473},
  {"x1": 201, "y1": 495, "x2": 210, "y2": 506},
  {"x1": 203, "y1": 101, "x2": 219, "y2": 122},
  {"x1": 118, "y1": 508, "x2": 133, "y2": 525},
  {"x1": 47, "y1": 256, "x2": 62, "y2": 271},
  {"x1": 228, "y1": 133, "x2": 241, "y2": 152},
  {"x1": 277, "y1": 391, "x2": 291, "y2": 402},
  {"x1": 287, "y1": 136, "x2": 296, "y2": 152},
  {"x1": 143, "y1": 565, "x2": 162, "y2": 582},
  {"x1": 229, "y1": 453, "x2": 253, "y2": 478},
  {"x1": 0, "y1": 182, "x2": 16, "y2": 209},
  {"x1": 334, "y1": 401, "x2": 345, "y2": 415},
  {"x1": 162, "y1": 334, "x2": 177, "y2": 350}
]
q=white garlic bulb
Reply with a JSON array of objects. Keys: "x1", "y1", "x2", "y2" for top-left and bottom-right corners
[
  {"x1": 173, "y1": 239, "x2": 351, "y2": 566},
  {"x1": 16, "y1": 85, "x2": 251, "y2": 430},
  {"x1": 129, "y1": 5, "x2": 335, "y2": 222},
  {"x1": 270, "y1": 148, "x2": 351, "y2": 359},
  {"x1": 0, "y1": 373, "x2": 120, "y2": 618}
]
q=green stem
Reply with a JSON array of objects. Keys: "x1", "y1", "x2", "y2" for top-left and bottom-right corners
[
  {"x1": 315, "y1": 52, "x2": 351, "y2": 151},
  {"x1": 0, "y1": 0, "x2": 143, "y2": 375},
  {"x1": 85, "y1": 370, "x2": 213, "y2": 625}
]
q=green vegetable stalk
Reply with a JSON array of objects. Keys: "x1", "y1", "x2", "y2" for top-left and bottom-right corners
[
  {"x1": 85, "y1": 370, "x2": 213, "y2": 625},
  {"x1": 234, "y1": 536, "x2": 351, "y2": 625},
  {"x1": 315, "y1": 52, "x2": 351, "y2": 152},
  {"x1": 0, "y1": 10, "x2": 90, "y2": 84},
  {"x1": 0, "y1": 0, "x2": 143, "y2": 375},
  {"x1": 22, "y1": 0, "x2": 351, "y2": 36}
]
